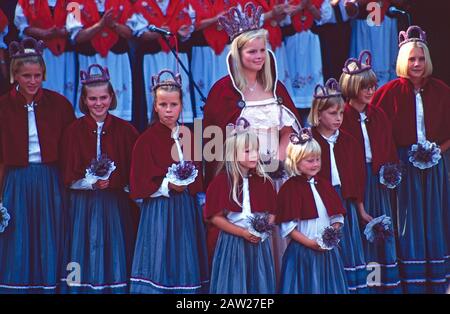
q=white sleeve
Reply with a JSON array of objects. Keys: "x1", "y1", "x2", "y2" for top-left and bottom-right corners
[
  {"x1": 14, "y1": 3, "x2": 29, "y2": 39},
  {"x1": 315, "y1": 0, "x2": 333, "y2": 26},
  {"x1": 330, "y1": 214, "x2": 345, "y2": 226},
  {"x1": 150, "y1": 177, "x2": 170, "y2": 198},
  {"x1": 70, "y1": 178, "x2": 94, "y2": 190},
  {"x1": 126, "y1": 13, "x2": 149, "y2": 37},
  {"x1": 66, "y1": 9, "x2": 84, "y2": 43},
  {"x1": 0, "y1": 25, "x2": 8, "y2": 49},
  {"x1": 280, "y1": 220, "x2": 298, "y2": 238}
]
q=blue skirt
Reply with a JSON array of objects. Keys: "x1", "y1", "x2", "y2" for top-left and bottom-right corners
[
  {"x1": 362, "y1": 163, "x2": 402, "y2": 293},
  {"x1": 279, "y1": 240, "x2": 348, "y2": 294},
  {"x1": 209, "y1": 231, "x2": 275, "y2": 294},
  {"x1": 396, "y1": 148, "x2": 449, "y2": 294},
  {"x1": 334, "y1": 186, "x2": 369, "y2": 293},
  {"x1": 0, "y1": 164, "x2": 64, "y2": 294},
  {"x1": 59, "y1": 189, "x2": 136, "y2": 294},
  {"x1": 130, "y1": 190, "x2": 209, "y2": 294}
]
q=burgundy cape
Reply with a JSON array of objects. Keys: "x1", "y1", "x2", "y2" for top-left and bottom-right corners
[
  {"x1": 0, "y1": 87, "x2": 75, "y2": 166},
  {"x1": 341, "y1": 103, "x2": 398, "y2": 173},
  {"x1": 202, "y1": 50, "x2": 302, "y2": 187},
  {"x1": 129, "y1": 121, "x2": 203, "y2": 199},
  {"x1": 371, "y1": 77, "x2": 450, "y2": 147},
  {"x1": 61, "y1": 113, "x2": 138, "y2": 188},
  {"x1": 276, "y1": 175, "x2": 346, "y2": 224},
  {"x1": 312, "y1": 127, "x2": 366, "y2": 203}
]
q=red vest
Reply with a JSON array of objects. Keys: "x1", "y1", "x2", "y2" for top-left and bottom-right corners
[
  {"x1": 132, "y1": 0, "x2": 192, "y2": 52},
  {"x1": 76, "y1": 0, "x2": 131, "y2": 57},
  {"x1": 18, "y1": 0, "x2": 68, "y2": 55},
  {"x1": 290, "y1": 0, "x2": 323, "y2": 33}
]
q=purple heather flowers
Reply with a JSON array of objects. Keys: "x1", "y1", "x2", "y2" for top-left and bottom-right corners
[
  {"x1": 0, "y1": 204, "x2": 10, "y2": 233},
  {"x1": 317, "y1": 226, "x2": 342, "y2": 249},
  {"x1": 247, "y1": 212, "x2": 274, "y2": 242},
  {"x1": 364, "y1": 215, "x2": 393, "y2": 243},
  {"x1": 379, "y1": 163, "x2": 403, "y2": 189},
  {"x1": 166, "y1": 161, "x2": 198, "y2": 186},
  {"x1": 408, "y1": 140, "x2": 441, "y2": 169}
]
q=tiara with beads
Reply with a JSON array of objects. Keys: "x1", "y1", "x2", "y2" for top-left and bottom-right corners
[
  {"x1": 399, "y1": 25, "x2": 427, "y2": 48},
  {"x1": 342, "y1": 50, "x2": 372, "y2": 75},
  {"x1": 9, "y1": 37, "x2": 45, "y2": 59},
  {"x1": 151, "y1": 69, "x2": 182, "y2": 91},
  {"x1": 218, "y1": 2, "x2": 263, "y2": 41},
  {"x1": 80, "y1": 64, "x2": 110, "y2": 85},
  {"x1": 313, "y1": 78, "x2": 342, "y2": 99}
]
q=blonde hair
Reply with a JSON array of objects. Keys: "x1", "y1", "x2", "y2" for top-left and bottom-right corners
[
  {"x1": 79, "y1": 81, "x2": 117, "y2": 115},
  {"x1": 230, "y1": 29, "x2": 273, "y2": 92},
  {"x1": 10, "y1": 50, "x2": 46, "y2": 84},
  {"x1": 285, "y1": 139, "x2": 322, "y2": 176},
  {"x1": 396, "y1": 41, "x2": 433, "y2": 78},
  {"x1": 150, "y1": 80, "x2": 183, "y2": 125},
  {"x1": 307, "y1": 94, "x2": 345, "y2": 127},
  {"x1": 216, "y1": 129, "x2": 271, "y2": 207},
  {"x1": 339, "y1": 63, "x2": 378, "y2": 100}
]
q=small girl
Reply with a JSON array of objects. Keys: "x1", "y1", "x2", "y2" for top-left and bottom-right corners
[
  {"x1": 308, "y1": 78, "x2": 369, "y2": 293},
  {"x1": 340, "y1": 50, "x2": 402, "y2": 293},
  {"x1": 60, "y1": 64, "x2": 139, "y2": 293},
  {"x1": 129, "y1": 70, "x2": 209, "y2": 294},
  {"x1": 277, "y1": 128, "x2": 348, "y2": 294},
  {"x1": 205, "y1": 118, "x2": 277, "y2": 294}
]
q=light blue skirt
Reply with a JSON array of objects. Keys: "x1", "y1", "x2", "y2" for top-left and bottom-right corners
[
  {"x1": 396, "y1": 148, "x2": 449, "y2": 294},
  {"x1": 362, "y1": 163, "x2": 402, "y2": 293},
  {"x1": 59, "y1": 189, "x2": 136, "y2": 294},
  {"x1": 0, "y1": 164, "x2": 64, "y2": 294},
  {"x1": 130, "y1": 190, "x2": 209, "y2": 294},
  {"x1": 279, "y1": 240, "x2": 348, "y2": 294},
  {"x1": 334, "y1": 186, "x2": 369, "y2": 293},
  {"x1": 209, "y1": 231, "x2": 275, "y2": 294}
]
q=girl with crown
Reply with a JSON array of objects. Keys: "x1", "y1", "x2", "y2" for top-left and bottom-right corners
[
  {"x1": 203, "y1": 3, "x2": 302, "y2": 275},
  {"x1": 205, "y1": 117, "x2": 277, "y2": 293},
  {"x1": 0, "y1": 37, "x2": 75, "y2": 293},
  {"x1": 127, "y1": 0, "x2": 195, "y2": 124},
  {"x1": 277, "y1": 129, "x2": 348, "y2": 293},
  {"x1": 129, "y1": 69, "x2": 208, "y2": 294},
  {"x1": 371, "y1": 25, "x2": 450, "y2": 294},
  {"x1": 14, "y1": 0, "x2": 77, "y2": 105},
  {"x1": 65, "y1": 0, "x2": 133, "y2": 120},
  {"x1": 308, "y1": 78, "x2": 369, "y2": 293},
  {"x1": 339, "y1": 50, "x2": 402, "y2": 293},
  {"x1": 59, "y1": 64, "x2": 139, "y2": 294}
]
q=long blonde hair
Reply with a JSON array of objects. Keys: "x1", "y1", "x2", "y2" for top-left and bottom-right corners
[
  {"x1": 216, "y1": 129, "x2": 271, "y2": 207},
  {"x1": 230, "y1": 29, "x2": 273, "y2": 93}
]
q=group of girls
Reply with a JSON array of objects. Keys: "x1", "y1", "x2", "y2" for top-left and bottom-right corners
[
  {"x1": 3, "y1": 0, "x2": 402, "y2": 124},
  {"x1": 0, "y1": 3, "x2": 448, "y2": 295}
]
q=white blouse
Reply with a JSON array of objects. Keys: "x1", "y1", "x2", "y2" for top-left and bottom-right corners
[
  {"x1": 226, "y1": 177, "x2": 257, "y2": 229},
  {"x1": 359, "y1": 111, "x2": 373, "y2": 162},
  {"x1": 280, "y1": 177, "x2": 344, "y2": 239},
  {"x1": 26, "y1": 101, "x2": 42, "y2": 164},
  {"x1": 321, "y1": 130, "x2": 342, "y2": 186},
  {"x1": 415, "y1": 91, "x2": 426, "y2": 143}
]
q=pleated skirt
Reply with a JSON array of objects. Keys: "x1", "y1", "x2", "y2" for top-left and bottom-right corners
[{"x1": 130, "y1": 190, "x2": 209, "y2": 294}]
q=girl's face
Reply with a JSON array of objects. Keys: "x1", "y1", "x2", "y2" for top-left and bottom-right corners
[
  {"x1": 318, "y1": 104, "x2": 344, "y2": 133},
  {"x1": 84, "y1": 84, "x2": 112, "y2": 122},
  {"x1": 240, "y1": 37, "x2": 266, "y2": 73},
  {"x1": 14, "y1": 63, "x2": 43, "y2": 99},
  {"x1": 355, "y1": 84, "x2": 377, "y2": 106},
  {"x1": 407, "y1": 47, "x2": 426, "y2": 80},
  {"x1": 154, "y1": 89, "x2": 182, "y2": 129},
  {"x1": 297, "y1": 154, "x2": 321, "y2": 177},
  {"x1": 237, "y1": 144, "x2": 259, "y2": 171}
]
